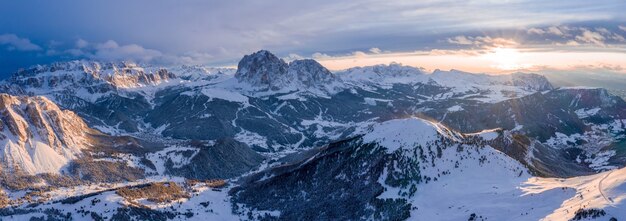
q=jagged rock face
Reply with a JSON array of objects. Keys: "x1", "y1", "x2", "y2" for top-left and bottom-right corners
[
  {"x1": 340, "y1": 63, "x2": 426, "y2": 85},
  {"x1": 0, "y1": 94, "x2": 98, "y2": 174},
  {"x1": 100, "y1": 66, "x2": 176, "y2": 88},
  {"x1": 348, "y1": 63, "x2": 426, "y2": 78},
  {"x1": 505, "y1": 73, "x2": 554, "y2": 91},
  {"x1": 9, "y1": 60, "x2": 177, "y2": 90},
  {"x1": 287, "y1": 59, "x2": 338, "y2": 87},
  {"x1": 234, "y1": 50, "x2": 341, "y2": 92},
  {"x1": 235, "y1": 50, "x2": 290, "y2": 90}
]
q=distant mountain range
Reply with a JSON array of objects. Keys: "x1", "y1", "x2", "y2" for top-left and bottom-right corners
[{"x1": 0, "y1": 50, "x2": 624, "y2": 220}]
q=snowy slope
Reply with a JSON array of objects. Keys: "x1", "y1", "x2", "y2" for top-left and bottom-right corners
[
  {"x1": 369, "y1": 118, "x2": 623, "y2": 221},
  {"x1": 522, "y1": 167, "x2": 626, "y2": 220}
]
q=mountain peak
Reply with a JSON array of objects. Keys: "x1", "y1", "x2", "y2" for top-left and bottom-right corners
[
  {"x1": 288, "y1": 59, "x2": 338, "y2": 87},
  {"x1": 505, "y1": 72, "x2": 554, "y2": 91},
  {"x1": 362, "y1": 117, "x2": 462, "y2": 153},
  {"x1": 235, "y1": 50, "x2": 289, "y2": 90},
  {"x1": 234, "y1": 50, "x2": 341, "y2": 92}
]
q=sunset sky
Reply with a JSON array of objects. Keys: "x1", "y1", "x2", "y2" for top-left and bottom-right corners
[{"x1": 1, "y1": 0, "x2": 625, "y2": 87}]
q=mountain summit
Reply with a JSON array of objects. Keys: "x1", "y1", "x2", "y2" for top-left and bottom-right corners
[
  {"x1": 235, "y1": 50, "x2": 340, "y2": 92},
  {"x1": 235, "y1": 50, "x2": 290, "y2": 90}
]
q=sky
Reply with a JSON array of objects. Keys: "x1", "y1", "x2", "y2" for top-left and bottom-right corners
[{"x1": 1, "y1": 0, "x2": 625, "y2": 89}]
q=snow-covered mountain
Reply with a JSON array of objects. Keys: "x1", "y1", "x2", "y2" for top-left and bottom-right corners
[
  {"x1": 5, "y1": 60, "x2": 173, "y2": 92},
  {"x1": 0, "y1": 50, "x2": 624, "y2": 220},
  {"x1": 0, "y1": 94, "x2": 95, "y2": 174},
  {"x1": 0, "y1": 50, "x2": 621, "y2": 173}
]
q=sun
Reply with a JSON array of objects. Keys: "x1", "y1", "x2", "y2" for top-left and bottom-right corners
[{"x1": 483, "y1": 47, "x2": 527, "y2": 71}]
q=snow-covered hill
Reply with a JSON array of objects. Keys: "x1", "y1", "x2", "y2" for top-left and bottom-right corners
[{"x1": 231, "y1": 117, "x2": 625, "y2": 221}]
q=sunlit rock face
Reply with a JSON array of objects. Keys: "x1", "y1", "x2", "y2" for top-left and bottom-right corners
[
  {"x1": 0, "y1": 94, "x2": 96, "y2": 174},
  {"x1": 8, "y1": 60, "x2": 177, "y2": 89}
]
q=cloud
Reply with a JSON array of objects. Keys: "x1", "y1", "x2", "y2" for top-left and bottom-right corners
[
  {"x1": 0, "y1": 34, "x2": 42, "y2": 51},
  {"x1": 65, "y1": 48, "x2": 85, "y2": 56},
  {"x1": 312, "y1": 52, "x2": 333, "y2": 60},
  {"x1": 620, "y1": 25, "x2": 626, "y2": 32},
  {"x1": 447, "y1": 36, "x2": 474, "y2": 45},
  {"x1": 47, "y1": 40, "x2": 62, "y2": 48},
  {"x1": 547, "y1": 26, "x2": 566, "y2": 36},
  {"x1": 447, "y1": 35, "x2": 518, "y2": 48},
  {"x1": 61, "y1": 39, "x2": 163, "y2": 63},
  {"x1": 575, "y1": 29, "x2": 606, "y2": 46},
  {"x1": 595, "y1": 27, "x2": 611, "y2": 35},
  {"x1": 311, "y1": 48, "x2": 393, "y2": 61},
  {"x1": 525, "y1": 25, "x2": 625, "y2": 46},
  {"x1": 283, "y1": 53, "x2": 304, "y2": 62},
  {"x1": 56, "y1": 39, "x2": 221, "y2": 65},
  {"x1": 91, "y1": 40, "x2": 162, "y2": 62},
  {"x1": 527, "y1": 28, "x2": 545, "y2": 35},
  {"x1": 170, "y1": 51, "x2": 215, "y2": 65},
  {"x1": 526, "y1": 26, "x2": 567, "y2": 36},
  {"x1": 352, "y1": 51, "x2": 368, "y2": 58},
  {"x1": 610, "y1": 33, "x2": 626, "y2": 42},
  {"x1": 76, "y1": 39, "x2": 89, "y2": 48},
  {"x1": 564, "y1": 40, "x2": 580, "y2": 46},
  {"x1": 369, "y1": 48, "x2": 382, "y2": 54}
]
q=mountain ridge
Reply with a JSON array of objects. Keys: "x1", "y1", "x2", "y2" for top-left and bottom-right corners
[{"x1": 0, "y1": 50, "x2": 624, "y2": 221}]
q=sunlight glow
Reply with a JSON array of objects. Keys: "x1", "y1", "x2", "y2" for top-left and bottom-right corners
[
  {"x1": 317, "y1": 47, "x2": 626, "y2": 75},
  {"x1": 482, "y1": 47, "x2": 529, "y2": 70}
]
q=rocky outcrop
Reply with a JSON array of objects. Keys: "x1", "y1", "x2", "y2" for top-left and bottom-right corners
[
  {"x1": 235, "y1": 50, "x2": 341, "y2": 92},
  {"x1": 0, "y1": 94, "x2": 99, "y2": 174},
  {"x1": 235, "y1": 50, "x2": 290, "y2": 90},
  {"x1": 8, "y1": 60, "x2": 177, "y2": 90},
  {"x1": 505, "y1": 72, "x2": 554, "y2": 91},
  {"x1": 287, "y1": 59, "x2": 339, "y2": 88}
]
